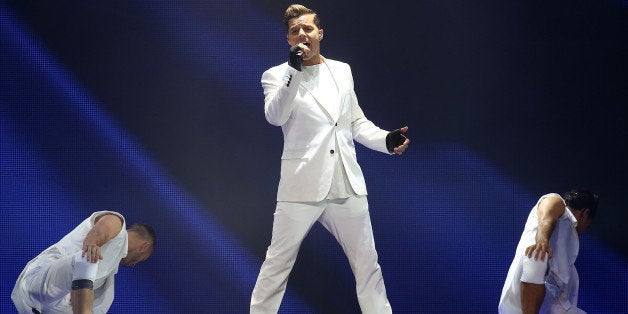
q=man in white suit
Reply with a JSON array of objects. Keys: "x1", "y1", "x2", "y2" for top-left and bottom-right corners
[{"x1": 250, "y1": 4, "x2": 409, "y2": 314}]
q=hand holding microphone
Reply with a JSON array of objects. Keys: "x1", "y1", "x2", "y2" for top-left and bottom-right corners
[
  {"x1": 288, "y1": 45, "x2": 303, "y2": 71},
  {"x1": 288, "y1": 43, "x2": 310, "y2": 71}
]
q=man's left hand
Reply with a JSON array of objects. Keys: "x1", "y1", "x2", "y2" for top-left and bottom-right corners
[
  {"x1": 525, "y1": 241, "x2": 553, "y2": 261},
  {"x1": 82, "y1": 243, "x2": 103, "y2": 263},
  {"x1": 387, "y1": 126, "x2": 410, "y2": 155}
]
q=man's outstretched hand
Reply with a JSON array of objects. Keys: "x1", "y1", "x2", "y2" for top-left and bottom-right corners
[{"x1": 386, "y1": 126, "x2": 410, "y2": 155}]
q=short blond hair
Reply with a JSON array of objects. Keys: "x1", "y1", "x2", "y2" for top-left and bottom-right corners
[{"x1": 283, "y1": 4, "x2": 320, "y2": 31}]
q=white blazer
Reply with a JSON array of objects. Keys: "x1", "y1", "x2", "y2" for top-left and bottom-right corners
[{"x1": 262, "y1": 59, "x2": 390, "y2": 202}]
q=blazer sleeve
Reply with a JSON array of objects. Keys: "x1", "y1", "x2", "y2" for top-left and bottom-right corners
[
  {"x1": 344, "y1": 64, "x2": 390, "y2": 154},
  {"x1": 263, "y1": 64, "x2": 303, "y2": 126},
  {"x1": 350, "y1": 93, "x2": 391, "y2": 154}
]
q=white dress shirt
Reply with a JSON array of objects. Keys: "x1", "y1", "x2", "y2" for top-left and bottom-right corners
[{"x1": 499, "y1": 193, "x2": 584, "y2": 314}]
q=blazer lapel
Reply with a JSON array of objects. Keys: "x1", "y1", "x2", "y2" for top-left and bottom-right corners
[
  {"x1": 298, "y1": 85, "x2": 336, "y2": 123},
  {"x1": 298, "y1": 61, "x2": 342, "y2": 123}
]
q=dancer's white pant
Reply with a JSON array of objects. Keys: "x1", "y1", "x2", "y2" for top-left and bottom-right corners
[
  {"x1": 12, "y1": 253, "x2": 75, "y2": 313},
  {"x1": 250, "y1": 195, "x2": 392, "y2": 314}
]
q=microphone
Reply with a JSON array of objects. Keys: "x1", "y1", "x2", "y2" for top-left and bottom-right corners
[{"x1": 289, "y1": 45, "x2": 304, "y2": 71}]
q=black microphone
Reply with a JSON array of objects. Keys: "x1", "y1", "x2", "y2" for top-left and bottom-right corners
[{"x1": 289, "y1": 45, "x2": 304, "y2": 71}]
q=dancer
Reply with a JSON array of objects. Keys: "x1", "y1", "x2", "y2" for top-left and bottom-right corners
[
  {"x1": 12, "y1": 211, "x2": 156, "y2": 314},
  {"x1": 499, "y1": 189, "x2": 598, "y2": 313}
]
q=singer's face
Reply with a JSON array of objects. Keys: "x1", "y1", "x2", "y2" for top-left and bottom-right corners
[{"x1": 287, "y1": 14, "x2": 323, "y2": 65}]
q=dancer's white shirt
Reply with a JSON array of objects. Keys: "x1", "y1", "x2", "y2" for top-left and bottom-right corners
[
  {"x1": 499, "y1": 194, "x2": 583, "y2": 313},
  {"x1": 12, "y1": 211, "x2": 128, "y2": 313}
]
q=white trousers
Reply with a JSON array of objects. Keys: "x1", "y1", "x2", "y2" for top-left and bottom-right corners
[
  {"x1": 12, "y1": 252, "x2": 74, "y2": 314},
  {"x1": 250, "y1": 195, "x2": 392, "y2": 314}
]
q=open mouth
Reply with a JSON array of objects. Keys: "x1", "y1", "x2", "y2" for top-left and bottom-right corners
[{"x1": 303, "y1": 43, "x2": 311, "y2": 48}]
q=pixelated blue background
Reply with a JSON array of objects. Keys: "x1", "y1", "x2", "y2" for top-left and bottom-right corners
[{"x1": 1, "y1": 0, "x2": 627, "y2": 313}]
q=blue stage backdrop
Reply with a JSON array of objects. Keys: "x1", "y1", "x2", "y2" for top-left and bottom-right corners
[{"x1": 1, "y1": 1, "x2": 627, "y2": 313}]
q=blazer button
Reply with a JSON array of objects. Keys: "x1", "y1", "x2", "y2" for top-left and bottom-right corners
[{"x1": 330, "y1": 149, "x2": 335, "y2": 154}]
